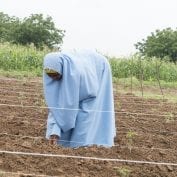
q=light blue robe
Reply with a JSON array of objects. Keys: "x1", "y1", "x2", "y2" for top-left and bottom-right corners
[{"x1": 43, "y1": 50, "x2": 115, "y2": 148}]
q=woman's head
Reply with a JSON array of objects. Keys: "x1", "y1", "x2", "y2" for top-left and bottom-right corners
[{"x1": 43, "y1": 53, "x2": 63, "y2": 80}]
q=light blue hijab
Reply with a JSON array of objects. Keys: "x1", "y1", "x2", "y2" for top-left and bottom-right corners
[{"x1": 43, "y1": 50, "x2": 115, "y2": 147}]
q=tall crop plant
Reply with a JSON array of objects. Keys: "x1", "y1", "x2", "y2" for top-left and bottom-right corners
[
  {"x1": 109, "y1": 55, "x2": 177, "y2": 82},
  {"x1": 0, "y1": 43, "x2": 50, "y2": 76},
  {"x1": 1, "y1": 43, "x2": 177, "y2": 82}
]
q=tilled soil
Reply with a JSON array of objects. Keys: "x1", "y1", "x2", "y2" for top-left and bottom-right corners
[{"x1": 0, "y1": 77, "x2": 177, "y2": 177}]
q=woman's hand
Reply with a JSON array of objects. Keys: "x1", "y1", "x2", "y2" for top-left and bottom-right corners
[{"x1": 49, "y1": 134, "x2": 59, "y2": 145}]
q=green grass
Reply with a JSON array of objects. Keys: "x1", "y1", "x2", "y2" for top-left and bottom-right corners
[
  {"x1": 113, "y1": 77, "x2": 177, "y2": 89},
  {"x1": 0, "y1": 69, "x2": 41, "y2": 78},
  {"x1": 114, "y1": 78, "x2": 177, "y2": 103}
]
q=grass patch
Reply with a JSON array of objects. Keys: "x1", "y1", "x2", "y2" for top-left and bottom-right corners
[
  {"x1": 114, "y1": 77, "x2": 177, "y2": 103},
  {"x1": 0, "y1": 69, "x2": 42, "y2": 79}
]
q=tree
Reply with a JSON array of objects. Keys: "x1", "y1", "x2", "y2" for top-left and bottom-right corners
[
  {"x1": 0, "y1": 12, "x2": 19, "y2": 42},
  {"x1": 12, "y1": 14, "x2": 65, "y2": 49},
  {"x1": 135, "y1": 28, "x2": 177, "y2": 62},
  {"x1": 0, "y1": 12, "x2": 65, "y2": 49}
]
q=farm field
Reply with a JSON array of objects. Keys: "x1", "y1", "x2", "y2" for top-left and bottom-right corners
[{"x1": 0, "y1": 76, "x2": 177, "y2": 177}]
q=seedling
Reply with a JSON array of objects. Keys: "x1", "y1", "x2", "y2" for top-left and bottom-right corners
[
  {"x1": 19, "y1": 92, "x2": 24, "y2": 106},
  {"x1": 116, "y1": 167, "x2": 131, "y2": 177},
  {"x1": 34, "y1": 99, "x2": 40, "y2": 106},
  {"x1": 116, "y1": 101, "x2": 122, "y2": 110},
  {"x1": 126, "y1": 130, "x2": 137, "y2": 152},
  {"x1": 39, "y1": 98, "x2": 46, "y2": 113},
  {"x1": 165, "y1": 113, "x2": 175, "y2": 123},
  {"x1": 0, "y1": 171, "x2": 5, "y2": 177},
  {"x1": 40, "y1": 98, "x2": 46, "y2": 107}
]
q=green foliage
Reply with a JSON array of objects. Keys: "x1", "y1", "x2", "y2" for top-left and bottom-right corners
[
  {"x1": 126, "y1": 130, "x2": 137, "y2": 152},
  {"x1": 0, "y1": 43, "x2": 50, "y2": 76},
  {"x1": 135, "y1": 28, "x2": 177, "y2": 62},
  {"x1": 109, "y1": 55, "x2": 177, "y2": 82},
  {"x1": 0, "y1": 12, "x2": 18, "y2": 42},
  {"x1": 1, "y1": 43, "x2": 177, "y2": 83},
  {"x1": 116, "y1": 167, "x2": 131, "y2": 177},
  {"x1": 165, "y1": 113, "x2": 175, "y2": 123},
  {"x1": 0, "y1": 12, "x2": 65, "y2": 49}
]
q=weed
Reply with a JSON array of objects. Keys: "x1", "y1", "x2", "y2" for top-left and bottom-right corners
[
  {"x1": 165, "y1": 113, "x2": 175, "y2": 123},
  {"x1": 0, "y1": 171, "x2": 5, "y2": 177},
  {"x1": 126, "y1": 130, "x2": 137, "y2": 152},
  {"x1": 115, "y1": 167, "x2": 131, "y2": 177}
]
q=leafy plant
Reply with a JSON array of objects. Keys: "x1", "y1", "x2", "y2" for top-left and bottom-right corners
[
  {"x1": 116, "y1": 167, "x2": 131, "y2": 177},
  {"x1": 165, "y1": 113, "x2": 175, "y2": 123},
  {"x1": 126, "y1": 130, "x2": 137, "y2": 152},
  {"x1": 135, "y1": 28, "x2": 177, "y2": 62},
  {"x1": 0, "y1": 171, "x2": 5, "y2": 177}
]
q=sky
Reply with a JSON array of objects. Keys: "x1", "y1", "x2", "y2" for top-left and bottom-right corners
[{"x1": 1, "y1": 0, "x2": 177, "y2": 57}]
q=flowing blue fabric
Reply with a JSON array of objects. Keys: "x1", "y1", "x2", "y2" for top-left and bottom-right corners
[{"x1": 43, "y1": 50, "x2": 116, "y2": 148}]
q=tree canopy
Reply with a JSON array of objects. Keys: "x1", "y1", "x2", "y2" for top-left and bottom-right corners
[
  {"x1": 135, "y1": 28, "x2": 177, "y2": 62},
  {"x1": 0, "y1": 12, "x2": 65, "y2": 49}
]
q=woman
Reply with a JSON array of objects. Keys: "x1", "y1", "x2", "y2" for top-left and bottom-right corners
[{"x1": 43, "y1": 49, "x2": 115, "y2": 148}]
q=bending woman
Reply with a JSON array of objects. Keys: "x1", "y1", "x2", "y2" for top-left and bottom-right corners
[{"x1": 43, "y1": 49, "x2": 116, "y2": 148}]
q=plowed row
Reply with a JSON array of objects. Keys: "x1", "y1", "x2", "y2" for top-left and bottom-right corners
[{"x1": 0, "y1": 77, "x2": 177, "y2": 177}]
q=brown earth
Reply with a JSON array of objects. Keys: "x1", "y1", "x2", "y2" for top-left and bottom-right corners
[{"x1": 0, "y1": 77, "x2": 177, "y2": 177}]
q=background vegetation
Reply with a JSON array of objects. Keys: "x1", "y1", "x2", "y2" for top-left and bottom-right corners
[
  {"x1": 135, "y1": 28, "x2": 177, "y2": 62},
  {"x1": 0, "y1": 12, "x2": 177, "y2": 86},
  {"x1": 0, "y1": 43, "x2": 177, "y2": 85},
  {"x1": 0, "y1": 12, "x2": 65, "y2": 49}
]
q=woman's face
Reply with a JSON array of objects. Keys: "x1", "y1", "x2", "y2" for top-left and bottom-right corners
[{"x1": 47, "y1": 72, "x2": 62, "y2": 80}]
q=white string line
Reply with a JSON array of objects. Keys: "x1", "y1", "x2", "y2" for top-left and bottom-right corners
[
  {"x1": 114, "y1": 95, "x2": 174, "y2": 99},
  {"x1": 0, "y1": 103, "x2": 176, "y2": 117},
  {"x1": 109, "y1": 100, "x2": 176, "y2": 106},
  {"x1": 116, "y1": 97, "x2": 177, "y2": 102},
  {"x1": 118, "y1": 102, "x2": 177, "y2": 106},
  {"x1": 1, "y1": 133, "x2": 176, "y2": 152},
  {"x1": 117, "y1": 112, "x2": 177, "y2": 117},
  {"x1": 119, "y1": 96, "x2": 171, "y2": 99},
  {"x1": 1, "y1": 150, "x2": 177, "y2": 166},
  {"x1": 0, "y1": 171, "x2": 57, "y2": 177},
  {"x1": 0, "y1": 99, "x2": 177, "y2": 119},
  {"x1": 0, "y1": 112, "x2": 171, "y2": 121}
]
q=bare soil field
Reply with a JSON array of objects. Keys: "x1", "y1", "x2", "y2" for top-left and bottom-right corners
[{"x1": 0, "y1": 77, "x2": 177, "y2": 177}]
